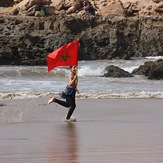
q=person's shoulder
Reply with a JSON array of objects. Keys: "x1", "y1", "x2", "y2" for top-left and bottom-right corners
[{"x1": 68, "y1": 73, "x2": 72, "y2": 78}]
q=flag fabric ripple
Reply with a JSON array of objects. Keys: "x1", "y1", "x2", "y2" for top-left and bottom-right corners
[{"x1": 46, "y1": 40, "x2": 79, "y2": 72}]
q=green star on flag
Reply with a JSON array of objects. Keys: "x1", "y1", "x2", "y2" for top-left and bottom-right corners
[{"x1": 61, "y1": 52, "x2": 70, "y2": 62}]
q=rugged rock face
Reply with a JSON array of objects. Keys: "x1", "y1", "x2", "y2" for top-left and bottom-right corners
[
  {"x1": 132, "y1": 59, "x2": 163, "y2": 80},
  {"x1": 10, "y1": 0, "x2": 52, "y2": 16},
  {"x1": 0, "y1": 15, "x2": 163, "y2": 65},
  {"x1": 1, "y1": 0, "x2": 163, "y2": 17},
  {"x1": 0, "y1": 0, "x2": 14, "y2": 7}
]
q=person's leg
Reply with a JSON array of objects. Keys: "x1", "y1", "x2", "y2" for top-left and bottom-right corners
[
  {"x1": 65, "y1": 96, "x2": 76, "y2": 120},
  {"x1": 48, "y1": 97, "x2": 70, "y2": 108},
  {"x1": 55, "y1": 98, "x2": 70, "y2": 108}
]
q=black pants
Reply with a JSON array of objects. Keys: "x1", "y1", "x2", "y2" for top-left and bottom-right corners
[{"x1": 55, "y1": 91, "x2": 76, "y2": 120}]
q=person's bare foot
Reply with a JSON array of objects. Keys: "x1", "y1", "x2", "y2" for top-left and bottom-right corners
[
  {"x1": 64, "y1": 117, "x2": 76, "y2": 122},
  {"x1": 48, "y1": 97, "x2": 56, "y2": 104},
  {"x1": 64, "y1": 119, "x2": 71, "y2": 122}
]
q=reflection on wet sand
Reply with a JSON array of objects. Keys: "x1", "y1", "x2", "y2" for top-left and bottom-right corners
[{"x1": 49, "y1": 123, "x2": 78, "y2": 163}]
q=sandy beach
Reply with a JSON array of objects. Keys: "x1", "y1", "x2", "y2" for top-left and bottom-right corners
[{"x1": 0, "y1": 97, "x2": 163, "y2": 163}]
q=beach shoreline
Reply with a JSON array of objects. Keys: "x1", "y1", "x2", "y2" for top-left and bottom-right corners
[{"x1": 0, "y1": 97, "x2": 163, "y2": 163}]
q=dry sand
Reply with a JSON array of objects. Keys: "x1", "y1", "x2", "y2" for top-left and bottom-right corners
[{"x1": 0, "y1": 97, "x2": 163, "y2": 163}]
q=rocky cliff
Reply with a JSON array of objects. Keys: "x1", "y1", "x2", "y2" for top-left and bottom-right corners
[
  {"x1": 0, "y1": 0, "x2": 14, "y2": 7},
  {"x1": 0, "y1": 15, "x2": 163, "y2": 65}
]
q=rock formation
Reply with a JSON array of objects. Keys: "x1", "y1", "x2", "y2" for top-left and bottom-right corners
[
  {"x1": 103, "y1": 65, "x2": 133, "y2": 77},
  {"x1": 0, "y1": 15, "x2": 162, "y2": 66},
  {"x1": 11, "y1": 0, "x2": 52, "y2": 16},
  {"x1": 0, "y1": 0, "x2": 14, "y2": 7},
  {"x1": 132, "y1": 59, "x2": 163, "y2": 80},
  {"x1": 0, "y1": 0, "x2": 163, "y2": 17},
  {"x1": 0, "y1": 0, "x2": 163, "y2": 69}
]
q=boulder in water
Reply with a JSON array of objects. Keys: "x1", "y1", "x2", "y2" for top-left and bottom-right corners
[{"x1": 103, "y1": 65, "x2": 133, "y2": 77}]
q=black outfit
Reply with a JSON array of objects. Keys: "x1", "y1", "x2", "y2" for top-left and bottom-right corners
[
  {"x1": 86, "y1": 5, "x2": 95, "y2": 15},
  {"x1": 88, "y1": 5, "x2": 95, "y2": 15},
  {"x1": 55, "y1": 88, "x2": 76, "y2": 120}
]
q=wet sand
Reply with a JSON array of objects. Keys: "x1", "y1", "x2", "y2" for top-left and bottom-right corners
[{"x1": 0, "y1": 98, "x2": 163, "y2": 163}]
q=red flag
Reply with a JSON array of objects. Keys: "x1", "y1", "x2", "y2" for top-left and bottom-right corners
[{"x1": 46, "y1": 40, "x2": 79, "y2": 72}]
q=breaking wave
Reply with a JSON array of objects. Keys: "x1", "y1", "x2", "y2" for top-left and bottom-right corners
[
  {"x1": 0, "y1": 91, "x2": 163, "y2": 100},
  {"x1": 0, "y1": 57, "x2": 163, "y2": 100}
]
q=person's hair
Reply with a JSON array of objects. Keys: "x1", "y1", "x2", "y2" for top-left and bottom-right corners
[{"x1": 69, "y1": 66, "x2": 76, "y2": 69}]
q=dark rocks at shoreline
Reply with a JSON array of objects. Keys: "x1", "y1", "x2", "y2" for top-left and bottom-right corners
[
  {"x1": 103, "y1": 59, "x2": 163, "y2": 80},
  {"x1": 103, "y1": 65, "x2": 133, "y2": 77},
  {"x1": 0, "y1": 15, "x2": 163, "y2": 66},
  {"x1": 132, "y1": 59, "x2": 163, "y2": 80}
]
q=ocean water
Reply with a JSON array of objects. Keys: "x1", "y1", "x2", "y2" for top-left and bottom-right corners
[
  {"x1": 0, "y1": 57, "x2": 163, "y2": 162},
  {"x1": 0, "y1": 56, "x2": 163, "y2": 99}
]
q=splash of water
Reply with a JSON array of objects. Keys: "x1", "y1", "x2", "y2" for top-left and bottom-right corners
[{"x1": 0, "y1": 107, "x2": 23, "y2": 125}]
